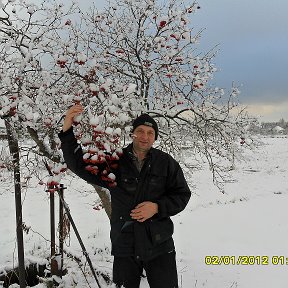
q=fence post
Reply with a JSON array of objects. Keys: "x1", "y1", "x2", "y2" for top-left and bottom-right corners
[
  {"x1": 50, "y1": 190, "x2": 58, "y2": 276},
  {"x1": 59, "y1": 184, "x2": 65, "y2": 277},
  {"x1": 5, "y1": 119, "x2": 26, "y2": 287}
]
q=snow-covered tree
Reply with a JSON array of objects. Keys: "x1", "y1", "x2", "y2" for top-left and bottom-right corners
[{"x1": 1, "y1": 0, "x2": 253, "y2": 218}]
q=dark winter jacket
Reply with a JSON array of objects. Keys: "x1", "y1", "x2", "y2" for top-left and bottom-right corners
[{"x1": 59, "y1": 128, "x2": 191, "y2": 261}]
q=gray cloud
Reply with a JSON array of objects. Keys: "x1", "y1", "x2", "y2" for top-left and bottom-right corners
[{"x1": 192, "y1": 0, "x2": 288, "y2": 120}]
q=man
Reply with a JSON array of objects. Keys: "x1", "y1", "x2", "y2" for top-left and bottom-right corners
[{"x1": 59, "y1": 104, "x2": 191, "y2": 288}]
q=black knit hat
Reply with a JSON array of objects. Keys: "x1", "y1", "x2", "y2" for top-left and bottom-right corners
[{"x1": 132, "y1": 114, "x2": 158, "y2": 139}]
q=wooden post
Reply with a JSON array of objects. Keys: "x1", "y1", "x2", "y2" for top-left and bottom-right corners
[{"x1": 5, "y1": 119, "x2": 26, "y2": 287}]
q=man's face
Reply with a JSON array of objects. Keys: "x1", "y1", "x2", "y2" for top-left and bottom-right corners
[{"x1": 132, "y1": 125, "x2": 156, "y2": 152}]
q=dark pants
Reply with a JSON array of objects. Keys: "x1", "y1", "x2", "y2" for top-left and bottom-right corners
[{"x1": 113, "y1": 251, "x2": 178, "y2": 288}]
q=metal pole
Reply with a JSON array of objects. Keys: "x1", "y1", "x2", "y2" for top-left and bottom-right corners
[
  {"x1": 59, "y1": 184, "x2": 65, "y2": 277},
  {"x1": 43, "y1": 161, "x2": 102, "y2": 288},
  {"x1": 50, "y1": 190, "x2": 58, "y2": 276},
  {"x1": 57, "y1": 192, "x2": 102, "y2": 288}
]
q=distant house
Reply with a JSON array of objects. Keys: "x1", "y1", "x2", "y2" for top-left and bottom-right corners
[{"x1": 272, "y1": 125, "x2": 284, "y2": 134}]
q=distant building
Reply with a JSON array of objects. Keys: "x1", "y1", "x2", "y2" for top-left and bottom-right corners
[{"x1": 272, "y1": 125, "x2": 284, "y2": 134}]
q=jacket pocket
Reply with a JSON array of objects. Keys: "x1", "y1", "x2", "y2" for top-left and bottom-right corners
[
  {"x1": 149, "y1": 217, "x2": 174, "y2": 246},
  {"x1": 148, "y1": 171, "x2": 167, "y2": 199},
  {"x1": 110, "y1": 219, "x2": 134, "y2": 248},
  {"x1": 119, "y1": 175, "x2": 138, "y2": 197}
]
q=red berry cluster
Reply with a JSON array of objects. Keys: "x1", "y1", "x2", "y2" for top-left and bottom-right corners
[
  {"x1": 0, "y1": 95, "x2": 17, "y2": 118},
  {"x1": 83, "y1": 144, "x2": 122, "y2": 188},
  {"x1": 56, "y1": 56, "x2": 67, "y2": 68},
  {"x1": 46, "y1": 163, "x2": 67, "y2": 193},
  {"x1": 72, "y1": 106, "x2": 123, "y2": 187},
  {"x1": 93, "y1": 203, "x2": 103, "y2": 211}
]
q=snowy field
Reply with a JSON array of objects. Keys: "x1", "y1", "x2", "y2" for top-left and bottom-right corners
[{"x1": 0, "y1": 136, "x2": 288, "y2": 288}]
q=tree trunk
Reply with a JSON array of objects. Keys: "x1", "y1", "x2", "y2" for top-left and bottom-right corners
[
  {"x1": 92, "y1": 184, "x2": 112, "y2": 219},
  {"x1": 5, "y1": 119, "x2": 26, "y2": 288}
]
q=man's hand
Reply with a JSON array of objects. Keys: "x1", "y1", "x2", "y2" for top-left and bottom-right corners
[
  {"x1": 130, "y1": 201, "x2": 158, "y2": 222},
  {"x1": 62, "y1": 104, "x2": 84, "y2": 132}
]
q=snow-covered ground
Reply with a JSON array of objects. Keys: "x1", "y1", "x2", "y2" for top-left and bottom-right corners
[{"x1": 0, "y1": 136, "x2": 288, "y2": 288}]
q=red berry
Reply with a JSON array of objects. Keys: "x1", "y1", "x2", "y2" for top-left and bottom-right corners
[
  {"x1": 65, "y1": 19, "x2": 71, "y2": 25},
  {"x1": 159, "y1": 20, "x2": 167, "y2": 28}
]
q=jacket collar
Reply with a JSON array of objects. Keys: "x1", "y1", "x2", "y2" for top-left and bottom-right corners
[{"x1": 124, "y1": 143, "x2": 154, "y2": 160}]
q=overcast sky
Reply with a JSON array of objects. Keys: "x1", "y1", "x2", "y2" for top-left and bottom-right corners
[
  {"x1": 192, "y1": 0, "x2": 288, "y2": 122},
  {"x1": 74, "y1": 0, "x2": 288, "y2": 122}
]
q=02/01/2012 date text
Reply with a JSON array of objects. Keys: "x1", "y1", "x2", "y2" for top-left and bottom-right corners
[{"x1": 204, "y1": 255, "x2": 288, "y2": 266}]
